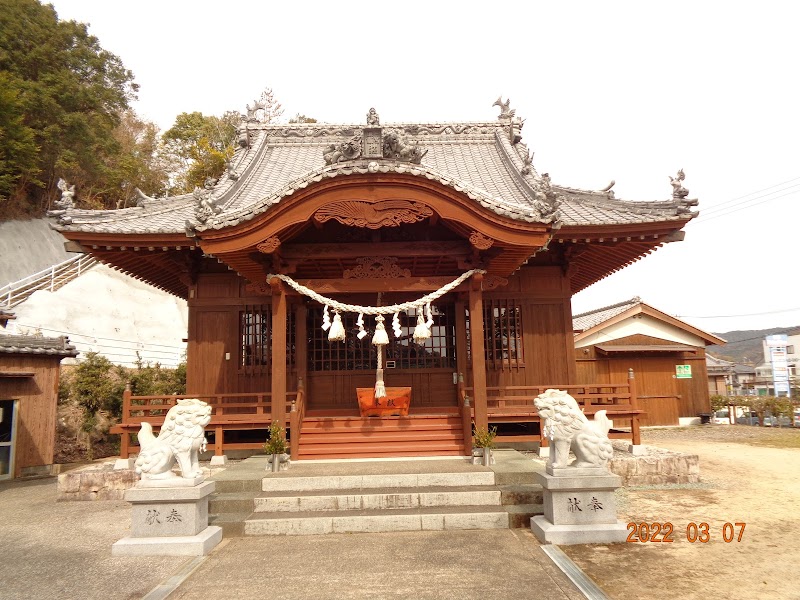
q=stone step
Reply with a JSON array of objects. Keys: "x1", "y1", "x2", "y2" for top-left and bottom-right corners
[
  {"x1": 208, "y1": 511, "x2": 251, "y2": 537},
  {"x1": 244, "y1": 506, "x2": 510, "y2": 535},
  {"x1": 261, "y1": 471, "x2": 496, "y2": 492},
  {"x1": 253, "y1": 485, "x2": 502, "y2": 513},
  {"x1": 499, "y1": 484, "x2": 544, "y2": 506},
  {"x1": 506, "y1": 504, "x2": 545, "y2": 529},
  {"x1": 208, "y1": 492, "x2": 261, "y2": 514}
]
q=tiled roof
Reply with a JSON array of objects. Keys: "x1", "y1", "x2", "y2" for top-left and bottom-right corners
[
  {"x1": 572, "y1": 297, "x2": 641, "y2": 332},
  {"x1": 0, "y1": 334, "x2": 79, "y2": 357},
  {"x1": 52, "y1": 118, "x2": 698, "y2": 237}
]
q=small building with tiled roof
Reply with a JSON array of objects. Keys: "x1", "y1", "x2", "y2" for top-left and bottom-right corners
[
  {"x1": 0, "y1": 334, "x2": 78, "y2": 478},
  {"x1": 573, "y1": 297, "x2": 725, "y2": 425},
  {"x1": 49, "y1": 100, "x2": 699, "y2": 459}
]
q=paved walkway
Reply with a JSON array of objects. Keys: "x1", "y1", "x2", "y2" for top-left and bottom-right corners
[{"x1": 0, "y1": 453, "x2": 591, "y2": 600}]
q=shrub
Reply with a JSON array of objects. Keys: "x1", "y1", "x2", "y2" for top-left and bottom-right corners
[
  {"x1": 473, "y1": 426, "x2": 498, "y2": 449},
  {"x1": 264, "y1": 421, "x2": 287, "y2": 455}
]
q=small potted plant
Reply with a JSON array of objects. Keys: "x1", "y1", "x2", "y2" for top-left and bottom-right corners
[
  {"x1": 264, "y1": 421, "x2": 289, "y2": 472},
  {"x1": 472, "y1": 426, "x2": 497, "y2": 466}
]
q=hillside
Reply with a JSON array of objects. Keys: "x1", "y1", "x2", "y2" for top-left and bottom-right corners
[{"x1": 707, "y1": 326, "x2": 800, "y2": 365}]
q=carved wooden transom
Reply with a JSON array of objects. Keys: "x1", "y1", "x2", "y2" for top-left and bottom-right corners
[
  {"x1": 343, "y1": 257, "x2": 411, "y2": 279},
  {"x1": 313, "y1": 200, "x2": 433, "y2": 229}
]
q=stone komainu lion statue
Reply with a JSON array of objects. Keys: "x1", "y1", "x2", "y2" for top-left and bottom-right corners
[
  {"x1": 134, "y1": 399, "x2": 212, "y2": 480},
  {"x1": 534, "y1": 389, "x2": 614, "y2": 469}
]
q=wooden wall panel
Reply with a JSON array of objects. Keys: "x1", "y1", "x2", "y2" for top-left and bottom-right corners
[
  {"x1": 187, "y1": 309, "x2": 236, "y2": 394},
  {"x1": 195, "y1": 273, "x2": 239, "y2": 299},
  {"x1": 0, "y1": 355, "x2": 63, "y2": 476}
]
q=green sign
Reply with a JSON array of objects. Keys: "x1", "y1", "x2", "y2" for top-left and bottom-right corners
[{"x1": 676, "y1": 364, "x2": 692, "y2": 379}]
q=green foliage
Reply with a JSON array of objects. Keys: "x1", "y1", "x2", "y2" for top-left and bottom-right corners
[
  {"x1": 0, "y1": 0, "x2": 139, "y2": 216},
  {"x1": 473, "y1": 426, "x2": 497, "y2": 448},
  {"x1": 264, "y1": 421, "x2": 288, "y2": 455},
  {"x1": 71, "y1": 352, "x2": 125, "y2": 415},
  {"x1": 709, "y1": 395, "x2": 729, "y2": 412},
  {"x1": 162, "y1": 111, "x2": 238, "y2": 193},
  {"x1": 289, "y1": 114, "x2": 317, "y2": 123}
]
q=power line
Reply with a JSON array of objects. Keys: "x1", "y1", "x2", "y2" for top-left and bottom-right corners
[
  {"x1": 698, "y1": 176, "x2": 800, "y2": 216},
  {"x1": 694, "y1": 187, "x2": 800, "y2": 224},
  {"x1": 676, "y1": 307, "x2": 800, "y2": 319},
  {"x1": 14, "y1": 322, "x2": 186, "y2": 350}
]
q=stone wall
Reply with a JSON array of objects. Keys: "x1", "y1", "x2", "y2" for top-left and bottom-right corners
[
  {"x1": 608, "y1": 441, "x2": 700, "y2": 486},
  {"x1": 57, "y1": 463, "x2": 138, "y2": 501}
]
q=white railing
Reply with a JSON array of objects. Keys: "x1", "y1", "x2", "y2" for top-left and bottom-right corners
[{"x1": 1, "y1": 254, "x2": 99, "y2": 308}]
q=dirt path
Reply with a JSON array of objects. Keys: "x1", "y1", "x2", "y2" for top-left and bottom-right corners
[{"x1": 562, "y1": 426, "x2": 800, "y2": 600}]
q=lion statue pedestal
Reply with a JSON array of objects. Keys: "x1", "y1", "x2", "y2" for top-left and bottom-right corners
[
  {"x1": 529, "y1": 390, "x2": 628, "y2": 545},
  {"x1": 112, "y1": 399, "x2": 222, "y2": 557}
]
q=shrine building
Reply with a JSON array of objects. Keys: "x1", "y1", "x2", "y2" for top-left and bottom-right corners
[{"x1": 50, "y1": 100, "x2": 699, "y2": 460}]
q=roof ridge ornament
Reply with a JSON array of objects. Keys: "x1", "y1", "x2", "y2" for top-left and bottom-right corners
[
  {"x1": 366, "y1": 107, "x2": 380, "y2": 126},
  {"x1": 670, "y1": 169, "x2": 689, "y2": 199},
  {"x1": 493, "y1": 96, "x2": 515, "y2": 120},
  {"x1": 322, "y1": 109, "x2": 427, "y2": 165}
]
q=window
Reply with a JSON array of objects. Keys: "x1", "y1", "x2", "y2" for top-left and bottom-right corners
[
  {"x1": 241, "y1": 305, "x2": 270, "y2": 369},
  {"x1": 466, "y1": 299, "x2": 525, "y2": 369},
  {"x1": 787, "y1": 345, "x2": 795, "y2": 354},
  {"x1": 307, "y1": 305, "x2": 457, "y2": 371},
  {"x1": 239, "y1": 305, "x2": 295, "y2": 372}
]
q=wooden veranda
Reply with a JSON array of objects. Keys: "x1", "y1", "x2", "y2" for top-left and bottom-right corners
[{"x1": 113, "y1": 371, "x2": 642, "y2": 460}]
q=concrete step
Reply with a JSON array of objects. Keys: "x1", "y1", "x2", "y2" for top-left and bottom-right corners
[
  {"x1": 208, "y1": 511, "x2": 251, "y2": 537},
  {"x1": 499, "y1": 484, "x2": 544, "y2": 506},
  {"x1": 261, "y1": 471, "x2": 496, "y2": 492},
  {"x1": 506, "y1": 504, "x2": 545, "y2": 529},
  {"x1": 209, "y1": 491, "x2": 261, "y2": 514},
  {"x1": 244, "y1": 506, "x2": 510, "y2": 535},
  {"x1": 253, "y1": 485, "x2": 502, "y2": 513}
]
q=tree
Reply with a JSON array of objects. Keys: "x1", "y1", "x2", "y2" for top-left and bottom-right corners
[
  {"x1": 0, "y1": 0, "x2": 138, "y2": 217},
  {"x1": 69, "y1": 352, "x2": 125, "y2": 457},
  {"x1": 289, "y1": 114, "x2": 318, "y2": 124},
  {"x1": 162, "y1": 111, "x2": 239, "y2": 193}
]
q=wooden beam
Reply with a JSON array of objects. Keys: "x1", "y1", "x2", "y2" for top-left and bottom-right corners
[
  {"x1": 271, "y1": 282, "x2": 288, "y2": 428},
  {"x1": 280, "y1": 241, "x2": 471, "y2": 260},
  {"x1": 469, "y1": 275, "x2": 488, "y2": 431},
  {"x1": 291, "y1": 277, "x2": 470, "y2": 294}
]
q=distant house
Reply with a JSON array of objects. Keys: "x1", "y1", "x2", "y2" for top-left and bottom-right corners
[
  {"x1": 0, "y1": 333, "x2": 78, "y2": 479},
  {"x1": 573, "y1": 297, "x2": 726, "y2": 426},
  {"x1": 706, "y1": 355, "x2": 756, "y2": 397},
  {"x1": 752, "y1": 330, "x2": 800, "y2": 396}
]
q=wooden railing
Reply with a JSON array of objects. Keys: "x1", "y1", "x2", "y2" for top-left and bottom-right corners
[
  {"x1": 289, "y1": 378, "x2": 306, "y2": 460},
  {"x1": 462, "y1": 371, "x2": 642, "y2": 446},
  {"x1": 112, "y1": 386, "x2": 298, "y2": 458}
]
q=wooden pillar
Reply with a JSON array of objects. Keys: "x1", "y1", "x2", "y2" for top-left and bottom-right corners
[
  {"x1": 455, "y1": 299, "x2": 468, "y2": 382},
  {"x1": 628, "y1": 368, "x2": 641, "y2": 445},
  {"x1": 295, "y1": 303, "x2": 308, "y2": 387},
  {"x1": 469, "y1": 275, "x2": 488, "y2": 431},
  {"x1": 271, "y1": 278, "x2": 287, "y2": 427},
  {"x1": 118, "y1": 383, "x2": 132, "y2": 458}
]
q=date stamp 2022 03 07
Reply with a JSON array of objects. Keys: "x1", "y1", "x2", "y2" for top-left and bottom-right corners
[{"x1": 626, "y1": 522, "x2": 747, "y2": 543}]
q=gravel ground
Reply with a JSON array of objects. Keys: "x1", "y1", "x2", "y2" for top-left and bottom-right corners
[{"x1": 562, "y1": 424, "x2": 800, "y2": 600}]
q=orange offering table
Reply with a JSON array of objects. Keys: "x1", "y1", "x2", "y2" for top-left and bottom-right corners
[{"x1": 357, "y1": 387, "x2": 412, "y2": 417}]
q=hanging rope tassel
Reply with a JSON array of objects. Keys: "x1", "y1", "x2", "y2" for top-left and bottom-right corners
[
  {"x1": 328, "y1": 310, "x2": 345, "y2": 342},
  {"x1": 372, "y1": 314, "x2": 389, "y2": 346},
  {"x1": 392, "y1": 312, "x2": 402, "y2": 338},
  {"x1": 375, "y1": 352, "x2": 386, "y2": 399},
  {"x1": 425, "y1": 303, "x2": 434, "y2": 329},
  {"x1": 321, "y1": 305, "x2": 331, "y2": 331},
  {"x1": 356, "y1": 313, "x2": 367, "y2": 339},
  {"x1": 372, "y1": 315, "x2": 389, "y2": 399},
  {"x1": 413, "y1": 311, "x2": 431, "y2": 342}
]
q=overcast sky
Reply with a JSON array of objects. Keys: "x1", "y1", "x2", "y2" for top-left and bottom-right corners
[{"x1": 48, "y1": 0, "x2": 800, "y2": 336}]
